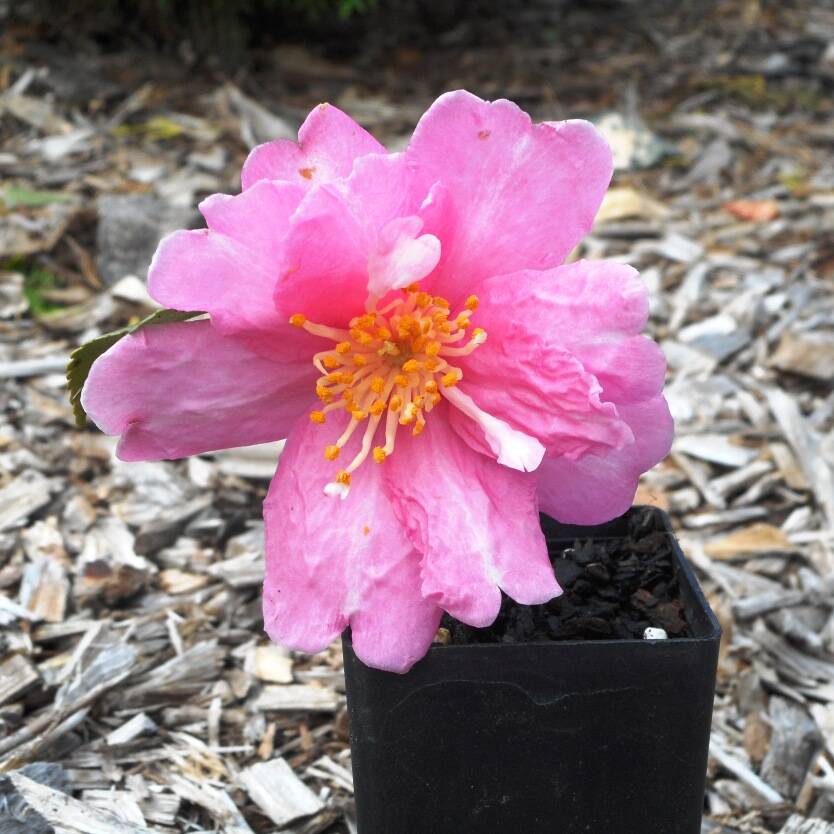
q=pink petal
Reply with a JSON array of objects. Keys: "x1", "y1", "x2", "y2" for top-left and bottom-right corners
[
  {"x1": 148, "y1": 227, "x2": 273, "y2": 329},
  {"x1": 199, "y1": 179, "x2": 304, "y2": 264},
  {"x1": 272, "y1": 186, "x2": 369, "y2": 328},
  {"x1": 383, "y1": 404, "x2": 561, "y2": 627},
  {"x1": 367, "y1": 216, "x2": 441, "y2": 298},
  {"x1": 241, "y1": 102, "x2": 385, "y2": 191},
  {"x1": 263, "y1": 412, "x2": 441, "y2": 673},
  {"x1": 148, "y1": 203, "x2": 317, "y2": 363},
  {"x1": 349, "y1": 552, "x2": 442, "y2": 673},
  {"x1": 537, "y1": 396, "x2": 674, "y2": 525},
  {"x1": 273, "y1": 153, "x2": 432, "y2": 327},
  {"x1": 407, "y1": 90, "x2": 612, "y2": 303},
  {"x1": 455, "y1": 344, "x2": 631, "y2": 461},
  {"x1": 485, "y1": 260, "x2": 664, "y2": 404},
  {"x1": 81, "y1": 320, "x2": 316, "y2": 461},
  {"x1": 455, "y1": 260, "x2": 667, "y2": 457}
]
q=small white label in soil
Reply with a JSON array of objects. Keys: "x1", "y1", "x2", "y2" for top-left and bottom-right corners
[{"x1": 643, "y1": 627, "x2": 668, "y2": 640}]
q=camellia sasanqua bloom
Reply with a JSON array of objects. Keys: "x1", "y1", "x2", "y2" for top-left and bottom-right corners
[{"x1": 81, "y1": 91, "x2": 673, "y2": 673}]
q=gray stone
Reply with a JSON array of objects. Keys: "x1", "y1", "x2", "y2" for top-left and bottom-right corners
[{"x1": 96, "y1": 195, "x2": 197, "y2": 287}]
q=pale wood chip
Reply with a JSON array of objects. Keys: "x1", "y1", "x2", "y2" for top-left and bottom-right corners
[
  {"x1": 252, "y1": 685, "x2": 341, "y2": 713},
  {"x1": 705, "y1": 523, "x2": 795, "y2": 559},
  {"x1": 778, "y1": 815, "x2": 834, "y2": 834},
  {"x1": 245, "y1": 645, "x2": 294, "y2": 684},
  {"x1": 167, "y1": 773, "x2": 255, "y2": 834},
  {"x1": 238, "y1": 757, "x2": 324, "y2": 826},
  {"x1": 106, "y1": 712, "x2": 158, "y2": 746}
]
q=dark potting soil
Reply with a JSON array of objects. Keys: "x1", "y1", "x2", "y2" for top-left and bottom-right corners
[{"x1": 441, "y1": 507, "x2": 691, "y2": 645}]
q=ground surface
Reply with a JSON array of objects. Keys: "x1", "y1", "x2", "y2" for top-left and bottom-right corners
[{"x1": 1, "y1": 1, "x2": 834, "y2": 832}]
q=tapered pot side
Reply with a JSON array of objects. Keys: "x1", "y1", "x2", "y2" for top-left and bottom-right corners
[{"x1": 343, "y1": 507, "x2": 721, "y2": 834}]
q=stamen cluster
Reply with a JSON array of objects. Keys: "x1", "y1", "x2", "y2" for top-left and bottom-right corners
[{"x1": 290, "y1": 284, "x2": 487, "y2": 497}]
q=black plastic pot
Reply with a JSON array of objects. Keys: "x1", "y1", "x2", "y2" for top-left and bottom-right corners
[{"x1": 343, "y1": 507, "x2": 721, "y2": 834}]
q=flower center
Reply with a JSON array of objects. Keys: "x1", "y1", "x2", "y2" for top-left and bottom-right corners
[{"x1": 290, "y1": 284, "x2": 487, "y2": 498}]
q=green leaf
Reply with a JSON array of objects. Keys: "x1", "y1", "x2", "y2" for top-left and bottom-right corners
[
  {"x1": 111, "y1": 116, "x2": 186, "y2": 141},
  {"x1": 22, "y1": 266, "x2": 62, "y2": 317},
  {"x1": 1, "y1": 185, "x2": 76, "y2": 209},
  {"x1": 67, "y1": 308, "x2": 204, "y2": 428}
]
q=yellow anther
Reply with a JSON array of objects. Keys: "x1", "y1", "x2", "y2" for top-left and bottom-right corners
[
  {"x1": 357, "y1": 314, "x2": 376, "y2": 328},
  {"x1": 432, "y1": 310, "x2": 449, "y2": 323},
  {"x1": 413, "y1": 394, "x2": 424, "y2": 408},
  {"x1": 465, "y1": 295, "x2": 479, "y2": 310},
  {"x1": 353, "y1": 354, "x2": 368, "y2": 367},
  {"x1": 324, "y1": 445, "x2": 340, "y2": 461},
  {"x1": 425, "y1": 358, "x2": 441, "y2": 371},
  {"x1": 405, "y1": 282, "x2": 420, "y2": 293},
  {"x1": 426, "y1": 341, "x2": 441, "y2": 356},
  {"x1": 402, "y1": 358, "x2": 422, "y2": 374},
  {"x1": 442, "y1": 371, "x2": 460, "y2": 388},
  {"x1": 351, "y1": 409, "x2": 368, "y2": 421},
  {"x1": 433, "y1": 296, "x2": 450, "y2": 309},
  {"x1": 397, "y1": 315, "x2": 415, "y2": 338},
  {"x1": 357, "y1": 331, "x2": 374, "y2": 345},
  {"x1": 336, "y1": 342, "x2": 352, "y2": 354},
  {"x1": 376, "y1": 326, "x2": 392, "y2": 340},
  {"x1": 289, "y1": 313, "x2": 306, "y2": 327},
  {"x1": 323, "y1": 355, "x2": 340, "y2": 369},
  {"x1": 389, "y1": 395, "x2": 403, "y2": 412},
  {"x1": 325, "y1": 372, "x2": 342, "y2": 383},
  {"x1": 472, "y1": 327, "x2": 486, "y2": 339},
  {"x1": 416, "y1": 291, "x2": 432, "y2": 307},
  {"x1": 412, "y1": 420, "x2": 426, "y2": 436},
  {"x1": 424, "y1": 380, "x2": 438, "y2": 394},
  {"x1": 373, "y1": 447, "x2": 387, "y2": 463},
  {"x1": 336, "y1": 471, "x2": 351, "y2": 486},
  {"x1": 379, "y1": 340, "x2": 400, "y2": 356},
  {"x1": 410, "y1": 336, "x2": 427, "y2": 353},
  {"x1": 337, "y1": 372, "x2": 354, "y2": 385},
  {"x1": 310, "y1": 411, "x2": 326, "y2": 424},
  {"x1": 349, "y1": 327, "x2": 364, "y2": 341},
  {"x1": 394, "y1": 374, "x2": 408, "y2": 387},
  {"x1": 370, "y1": 376, "x2": 386, "y2": 394},
  {"x1": 431, "y1": 392, "x2": 442, "y2": 406},
  {"x1": 456, "y1": 314, "x2": 471, "y2": 329},
  {"x1": 316, "y1": 386, "x2": 333, "y2": 403},
  {"x1": 369, "y1": 399, "x2": 386, "y2": 416}
]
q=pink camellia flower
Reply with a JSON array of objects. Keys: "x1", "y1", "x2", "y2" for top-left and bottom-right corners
[{"x1": 82, "y1": 91, "x2": 672, "y2": 673}]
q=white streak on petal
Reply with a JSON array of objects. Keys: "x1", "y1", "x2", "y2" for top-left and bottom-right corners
[
  {"x1": 367, "y1": 215, "x2": 441, "y2": 297},
  {"x1": 324, "y1": 482, "x2": 350, "y2": 500},
  {"x1": 442, "y1": 386, "x2": 545, "y2": 473}
]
